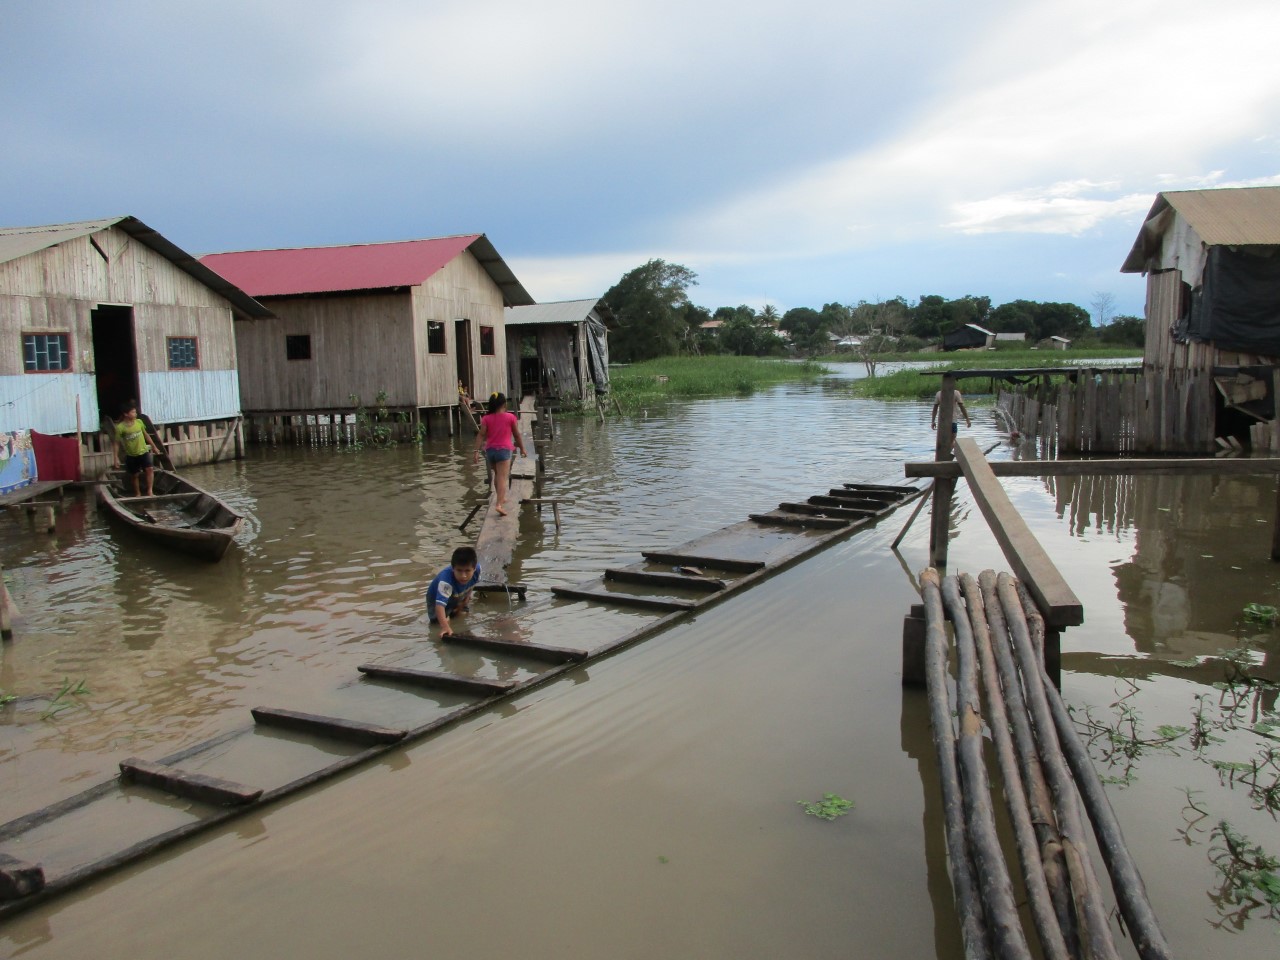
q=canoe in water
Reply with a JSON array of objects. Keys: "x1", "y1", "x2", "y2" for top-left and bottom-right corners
[{"x1": 98, "y1": 469, "x2": 244, "y2": 561}]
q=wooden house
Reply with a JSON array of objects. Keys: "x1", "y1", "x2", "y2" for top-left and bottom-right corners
[
  {"x1": 0, "y1": 216, "x2": 271, "y2": 475},
  {"x1": 942, "y1": 324, "x2": 995, "y2": 351},
  {"x1": 201, "y1": 235, "x2": 534, "y2": 439},
  {"x1": 1121, "y1": 185, "x2": 1280, "y2": 445},
  {"x1": 504, "y1": 298, "x2": 613, "y2": 403}
]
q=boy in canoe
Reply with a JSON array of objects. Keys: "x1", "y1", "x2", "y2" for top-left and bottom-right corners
[
  {"x1": 426, "y1": 546, "x2": 481, "y2": 637},
  {"x1": 113, "y1": 400, "x2": 162, "y2": 497}
]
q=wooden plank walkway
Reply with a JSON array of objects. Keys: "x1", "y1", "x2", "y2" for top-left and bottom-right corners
[
  {"x1": 473, "y1": 396, "x2": 540, "y2": 588},
  {"x1": 0, "y1": 473, "x2": 924, "y2": 919}
]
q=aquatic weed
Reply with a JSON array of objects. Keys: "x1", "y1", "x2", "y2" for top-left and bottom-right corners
[{"x1": 797, "y1": 793, "x2": 855, "y2": 821}]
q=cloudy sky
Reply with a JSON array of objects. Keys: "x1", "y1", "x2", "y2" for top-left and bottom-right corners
[{"x1": 4, "y1": 0, "x2": 1279, "y2": 319}]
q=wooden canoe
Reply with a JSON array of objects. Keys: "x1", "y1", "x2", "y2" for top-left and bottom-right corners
[{"x1": 98, "y1": 469, "x2": 244, "y2": 561}]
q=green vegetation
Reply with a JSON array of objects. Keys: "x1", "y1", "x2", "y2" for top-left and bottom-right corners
[
  {"x1": 41, "y1": 678, "x2": 88, "y2": 721},
  {"x1": 1243, "y1": 603, "x2": 1279, "y2": 625},
  {"x1": 610, "y1": 356, "x2": 827, "y2": 406},
  {"x1": 848, "y1": 349, "x2": 1141, "y2": 401},
  {"x1": 797, "y1": 793, "x2": 855, "y2": 821}
]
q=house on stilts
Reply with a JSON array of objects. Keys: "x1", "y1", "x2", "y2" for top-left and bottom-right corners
[
  {"x1": 504, "y1": 298, "x2": 613, "y2": 407},
  {"x1": 998, "y1": 185, "x2": 1280, "y2": 454},
  {"x1": 200, "y1": 234, "x2": 534, "y2": 443},
  {"x1": 0, "y1": 216, "x2": 271, "y2": 479}
]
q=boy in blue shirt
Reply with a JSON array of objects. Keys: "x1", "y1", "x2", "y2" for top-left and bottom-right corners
[{"x1": 426, "y1": 546, "x2": 480, "y2": 636}]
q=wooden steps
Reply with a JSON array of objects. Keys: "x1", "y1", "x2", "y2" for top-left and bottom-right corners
[
  {"x1": 551, "y1": 586, "x2": 698, "y2": 612},
  {"x1": 250, "y1": 707, "x2": 408, "y2": 745},
  {"x1": 603, "y1": 568, "x2": 727, "y2": 591},
  {"x1": 357, "y1": 664, "x2": 517, "y2": 696},
  {"x1": 120, "y1": 758, "x2": 263, "y2": 807},
  {"x1": 441, "y1": 632, "x2": 589, "y2": 664},
  {"x1": 640, "y1": 551, "x2": 765, "y2": 573}
]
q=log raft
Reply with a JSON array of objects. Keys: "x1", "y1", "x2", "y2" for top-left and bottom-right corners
[{"x1": 919, "y1": 568, "x2": 1173, "y2": 960}]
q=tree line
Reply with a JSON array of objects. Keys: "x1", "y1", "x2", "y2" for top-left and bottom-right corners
[{"x1": 601, "y1": 259, "x2": 1144, "y2": 364}]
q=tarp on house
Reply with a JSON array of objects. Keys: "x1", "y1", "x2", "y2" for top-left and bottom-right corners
[
  {"x1": 585, "y1": 314, "x2": 611, "y2": 393},
  {"x1": 1185, "y1": 247, "x2": 1280, "y2": 354},
  {"x1": 0, "y1": 430, "x2": 37, "y2": 494}
]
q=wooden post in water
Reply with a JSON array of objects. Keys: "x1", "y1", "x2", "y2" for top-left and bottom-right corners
[{"x1": 929, "y1": 375, "x2": 958, "y2": 569}]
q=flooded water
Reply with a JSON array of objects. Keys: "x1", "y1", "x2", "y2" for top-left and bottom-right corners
[{"x1": 2, "y1": 363, "x2": 1278, "y2": 958}]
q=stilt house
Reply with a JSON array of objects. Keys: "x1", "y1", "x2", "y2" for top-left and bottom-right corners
[
  {"x1": 0, "y1": 216, "x2": 271, "y2": 475},
  {"x1": 504, "y1": 298, "x2": 613, "y2": 403},
  {"x1": 201, "y1": 235, "x2": 533, "y2": 439},
  {"x1": 1121, "y1": 185, "x2": 1280, "y2": 441}
]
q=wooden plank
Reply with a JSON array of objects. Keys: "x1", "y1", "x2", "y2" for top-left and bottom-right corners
[
  {"x1": 0, "y1": 854, "x2": 45, "y2": 901},
  {"x1": 119, "y1": 757, "x2": 263, "y2": 806},
  {"x1": 250, "y1": 707, "x2": 408, "y2": 745},
  {"x1": 442, "y1": 631, "x2": 588, "y2": 663},
  {"x1": 472, "y1": 582, "x2": 528, "y2": 600},
  {"x1": 640, "y1": 551, "x2": 765, "y2": 573},
  {"x1": 551, "y1": 586, "x2": 698, "y2": 612},
  {"x1": 749, "y1": 512, "x2": 848, "y2": 530},
  {"x1": 825, "y1": 488, "x2": 896, "y2": 503},
  {"x1": 806, "y1": 495, "x2": 879, "y2": 513},
  {"x1": 952, "y1": 438, "x2": 1083, "y2": 627},
  {"x1": 115, "y1": 493, "x2": 200, "y2": 505},
  {"x1": 779, "y1": 502, "x2": 873, "y2": 520},
  {"x1": 842, "y1": 482, "x2": 918, "y2": 495},
  {"x1": 357, "y1": 664, "x2": 516, "y2": 696},
  {"x1": 906, "y1": 456, "x2": 1280, "y2": 479},
  {"x1": 603, "y1": 568, "x2": 726, "y2": 591}
]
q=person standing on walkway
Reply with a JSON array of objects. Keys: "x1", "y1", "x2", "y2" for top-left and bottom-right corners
[
  {"x1": 473, "y1": 392, "x2": 527, "y2": 516},
  {"x1": 113, "y1": 400, "x2": 162, "y2": 497},
  {"x1": 931, "y1": 388, "x2": 972, "y2": 453}
]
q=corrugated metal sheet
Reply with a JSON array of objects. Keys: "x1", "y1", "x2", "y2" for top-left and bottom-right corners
[
  {"x1": 140, "y1": 369, "x2": 241, "y2": 422},
  {"x1": 1122, "y1": 186, "x2": 1280, "y2": 273},
  {"x1": 505, "y1": 298, "x2": 602, "y2": 327},
  {"x1": 0, "y1": 216, "x2": 272, "y2": 318},
  {"x1": 201, "y1": 235, "x2": 536, "y2": 306},
  {"x1": 0, "y1": 373, "x2": 98, "y2": 434}
]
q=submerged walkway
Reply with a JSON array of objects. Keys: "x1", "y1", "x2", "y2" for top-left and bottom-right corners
[{"x1": 0, "y1": 472, "x2": 923, "y2": 918}]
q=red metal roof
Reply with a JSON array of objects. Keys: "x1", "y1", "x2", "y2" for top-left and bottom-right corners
[{"x1": 199, "y1": 234, "x2": 482, "y2": 297}]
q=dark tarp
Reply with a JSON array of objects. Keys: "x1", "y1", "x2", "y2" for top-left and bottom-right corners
[{"x1": 1187, "y1": 246, "x2": 1280, "y2": 354}]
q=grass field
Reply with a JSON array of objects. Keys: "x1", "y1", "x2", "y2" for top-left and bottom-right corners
[
  {"x1": 609, "y1": 356, "x2": 829, "y2": 406},
  {"x1": 848, "y1": 348, "x2": 1142, "y2": 399}
]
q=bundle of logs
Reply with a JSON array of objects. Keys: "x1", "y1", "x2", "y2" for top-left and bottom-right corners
[{"x1": 920, "y1": 568, "x2": 1174, "y2": 960}]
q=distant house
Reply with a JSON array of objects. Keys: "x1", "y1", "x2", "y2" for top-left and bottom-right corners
[
  {"x1": 994, "y1": 332, "x2": 1026, "y2": 344},
  {"x1": 504, "y1": 298, "x2": 614, "y2": 402},
  {"x1": 942, "y1": 324, "x2": 995, "y2": 351},
  {"x1": 1037, "y1": 335, "x2": 1071, "y2": 351},
  {"x1": 1121, "y1": 186, "x2": 1280, "y2": 373},
  {"x1": 201, "y1": 235, "x2": 533, "y2": 435},
  {"x1": 0, "y1": 216, "x2": 270, "y2": 474}
]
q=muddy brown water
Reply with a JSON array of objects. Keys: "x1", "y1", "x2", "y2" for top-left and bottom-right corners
[{"x1": 2, "y1": 363, "x2": 1278, "y2": 958}]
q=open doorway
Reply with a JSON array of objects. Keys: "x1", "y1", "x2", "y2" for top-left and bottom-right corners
[
  {"x1": 91, "y1": 304, "x2": 139, "y2": 429},
  {"x1": 454, "y1": 319, "x2": 473, "y2": 396}
]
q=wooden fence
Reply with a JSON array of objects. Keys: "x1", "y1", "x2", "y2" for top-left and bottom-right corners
[{"x1": 998, "y1": 368, "x2": 1219, "y2": 454}]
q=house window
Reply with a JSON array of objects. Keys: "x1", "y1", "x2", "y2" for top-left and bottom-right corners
[
  {"x1": 167, "y1": 336, "x2": 199, "y2": 369},
  {"x1": 479, "y1": 325, "x2": 496, "y2": 356},
  {"x1": 23, "y1": 333, "x2": 71, "y2": 372},
  {"x1": 427, "y1": 321, "x2": 446, "y2": 354},
  {"x1": 286, "y1": 334, "x2": 312, "y2": 360}
]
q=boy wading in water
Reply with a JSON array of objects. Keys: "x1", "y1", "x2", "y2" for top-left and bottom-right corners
[
  {"x1": 426, "y1": 546, "x2": 480, "y2": 637},
  {"x1": 113, "y1": 400, "x2": 162, "y2": 497}
]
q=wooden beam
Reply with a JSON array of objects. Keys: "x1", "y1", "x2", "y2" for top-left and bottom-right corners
[
  {"x1": 640, "y1": 551, "x2": 765, "y2": 573},
  {"x1": 250, "y1": 707, "x2": 408, "y2": 745},
  {"x1": 953, "y1": 438, "x2": 1083, "y2": 627},
  {"x1": 907, "y1": 456, "x2": 1280, "y2": 479},
  {"x1": 120, "y1": 757, "x2": 263, "y2": 806},
  {"x1": 442, "y1": 632, "x2": 588, "y2": 663},
  {"x1": 0, "y1": 854, "x2": 45, "y2": 901},
  {"x1": 551, "y1": 586, "x2": 698, "y2": 612},
  {"x1": 748, "y1": 512, "x2": 849, "y2": 530},
  {"x1": 603, "y1": 568, "x2": 726, "y2": 591},
  {"x1": 356, "y1": 664, "x2": 516, "y2": 697}
]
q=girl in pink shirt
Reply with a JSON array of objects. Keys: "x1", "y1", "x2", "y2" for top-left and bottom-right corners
[{"x1": 472, "y1": 392, "x2": 527, "y2": 516}]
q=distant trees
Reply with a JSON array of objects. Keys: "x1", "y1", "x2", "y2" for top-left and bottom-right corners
[{"x1": 600, "y1": 259, "x2": 1110, "y2": 360}]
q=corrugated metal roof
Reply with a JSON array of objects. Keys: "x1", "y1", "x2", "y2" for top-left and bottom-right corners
[
  {"x1": 200, "y1": 234, "x2": 535, "y2": 306},
  {"x1": 1121, "y1": 186, "x2": 1280, "y2": 272},
  {"x1": 0, "y1": 216, "x2": 273, "y2": 318},
  {"x1": 505, "y1": 298, "x2": 603, "y2": 327}
]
